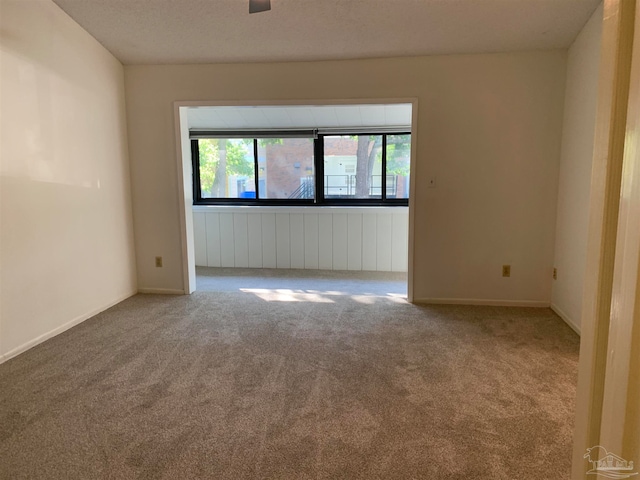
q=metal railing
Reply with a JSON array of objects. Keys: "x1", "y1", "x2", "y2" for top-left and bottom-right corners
[
  {"x1": 288, "y1": 175, "x2": 399, "y2": 199},
  {"x1": 288, "y1": 177, "x2": 315, "y2": 199},
  {"x1": 324, "y1": 175, "x2": 397, "y2": 198}
]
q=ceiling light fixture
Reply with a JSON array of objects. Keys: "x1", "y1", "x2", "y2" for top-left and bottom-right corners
[{"x1": 249, "y1": 0, "x2": 271, "y2": 14}]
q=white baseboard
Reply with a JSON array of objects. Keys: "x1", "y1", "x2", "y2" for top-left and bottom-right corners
[
  {"x1": 138, "y1": 288, "x2": 185, "y2": 295},
  {"x1": 413, "y1": 297, "x2": 550, "y2": 308},
  {"x1": 550, "y1": 303, "x2": 581, "y2": 335},
  {"x1": 0, "y1": 290, "x2": 137, "y2": 365}
]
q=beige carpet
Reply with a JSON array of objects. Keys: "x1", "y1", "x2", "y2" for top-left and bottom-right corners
[{"x1": 0, "y1": 271, "x2": 579, "y2": 479}]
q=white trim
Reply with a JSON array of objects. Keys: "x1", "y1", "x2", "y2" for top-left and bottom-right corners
[
  {"x1": 599, "y1": 3, "x2": 640, "y2": 454},
  {"x1": 413, "y1": 297, "x2": 550, "y2": 308},
  {"x1": 138, "y1": 288, "x2": 185, "y2": 295},
  {"x1": 550, "y1": 303, "x2": 581, "y2": 335},
  {"x1": 192, "y1": 205, "x2": 407, "y2": 215},
  {"x1": 407, "y1": 99, "x2": 418, "y2": 302},
  {"x1": 0, "y1": 291, "x2": 136, "y2": 365},
  {"x1": 174, "y1": 105, "x2": 196, "y2": 294},
  {"x1": 572, "y1": 2, "x2": 636, "y2": 476}
]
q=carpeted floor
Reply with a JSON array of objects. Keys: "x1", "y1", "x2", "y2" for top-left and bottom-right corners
[{"x1": 0, "y1": 269, "x2": 579, "y2": 479}]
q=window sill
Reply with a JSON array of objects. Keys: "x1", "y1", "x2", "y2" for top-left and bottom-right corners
[{"x1": 192, "y1": 204, "x2": 408, "y2": 214}]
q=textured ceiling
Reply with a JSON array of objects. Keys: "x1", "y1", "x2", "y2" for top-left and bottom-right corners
[
  {"x1": 51, "y1": 0, "x2": 601, "y2": 65},
  {"x1": 187, "y1": 105, "x2": 413, "y2": 130}
]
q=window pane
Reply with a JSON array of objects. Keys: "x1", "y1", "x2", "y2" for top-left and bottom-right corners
[
  {"x1": 386, "y1": 134, "x2": 411, "y2": 199},
  {"x1": 257, "y1": 138, "x2": 314, "y2": 200},
  {"x1": 324, "y1": 135, "x2": 382, "y2": 199},
  {"x1": 198, "y1": 139, "x2": 256, "y2": 199}
]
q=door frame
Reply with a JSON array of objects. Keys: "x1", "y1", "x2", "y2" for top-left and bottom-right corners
[{"x1": 172, "y1": 98, "x2": 419, "y2": 298}]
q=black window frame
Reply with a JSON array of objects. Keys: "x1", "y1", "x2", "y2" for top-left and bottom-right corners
[{"x1": 191, "y1": 131, "x2": 411, "y2": 207}]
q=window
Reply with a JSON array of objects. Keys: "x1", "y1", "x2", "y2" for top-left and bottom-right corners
[
  {"x1": 257, "y1": 138, "x2": 315, "y2": 200},
  {"x1": 323, "y1": 135, "x2": 382, "y2": 199},
  {"x1": 191, "y1": 132, "x2": 410, "y2": 206},
  {"x1": 197, "y1": 138, "x2": 256, "y2": 199},
  {"x1": 386, "y1": 134, "x2": 411, "y2": 200}
]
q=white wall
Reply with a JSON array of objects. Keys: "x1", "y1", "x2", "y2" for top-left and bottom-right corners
[
  {"x1": 193, "y1": 206, "x2": 408, "y2": 272},
  {"x1": 0, "y1": 0, "x2": 137, "y2": 361},
  {"x1": 551, "y1": 4, "x2": 603, "y2": 333},
  {"x1": 125, "y1": 51, "x2": 566, "y2": 305}
]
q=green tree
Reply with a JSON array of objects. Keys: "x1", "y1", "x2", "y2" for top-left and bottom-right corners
[
  {"x1": 210, "y1": 139, "x2": 227, "y2": 197},
  {"x1": 355, "y1": 135, "x2": 382, "y2": 197},
  {"x1": 198, "y1": 139, "x2": 219, "y2": 196},
  {"x1": 199, "y1": 139, "x2": 254, "y2": 197},
  {"x1": 386, "y1": 134, "x2": 411, "y2": 176},
  {"x1": 226, "y1": 140, "x2": 253, "y2": 176}
]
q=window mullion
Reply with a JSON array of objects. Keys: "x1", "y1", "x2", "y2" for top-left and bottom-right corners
[
  {"x1": 191, "y1": 140, "x2": 202, "y2": 203},
  {"x1": 315, "y1": 136, "x2": 325, "y2": 205},
  {"x1": 382, "y1": 135, "x2": 387, "y2": 201},
  {"x1": 253, "y1": 139, "x2": 260, "y2": 199}
]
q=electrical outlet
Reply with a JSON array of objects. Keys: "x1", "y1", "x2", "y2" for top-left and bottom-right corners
[
  {"x1": 502, "y1": 265, "x2": 511, "y2": 277},
  {"x1": 553, "y1": 268, "x2": 557, "y2": 280},
  {"x1": 155, "y1": 256, "x2": 163, "y2": 268}
]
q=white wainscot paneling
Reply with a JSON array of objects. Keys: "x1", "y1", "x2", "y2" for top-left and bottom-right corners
[
  {"x1": 247, "y1": 213, "x2": 262, "y2": 267},
  {"x1": 289, "y1": 213, "x2": 305, "y2": 269},
  {"x1": 261, "y1": 213, "x2": 277, "y2": 268},
  {"x1": 304, "y1": 213, "x2": 319, "y2": 269},
  {"x1": 376, "y1": 213, "x2": 393, "y2": 271},
  {"x1": 347, "y1": 213, "x2": 363, "y2": 271},
  {"x1": 332, "y1": 213, "x2": 348, "y2": 270},
  {"x1": 219, "y1": 213, "x2": 235, "y2": 267},
  {"x1": 275, "y1": 213, "x2": 291, "y2": 269},
  {"x1": 362, "y1": 214, "x2": 377, "y2": 271},
  {"x1": 192, "y1": 207, "x2": 408, "y2": 272},
  {"x1": 318, "y1": 214, "x2": 333, "y2": 270},
  {"x1": 391, "y1": 212, "x2": 409, "y2": 272},
  {"x1": 205, "y1": 213, "x2": 221, "y2": 267},
  {"x1": 193, "y1": 212, "x2": 207, "y2": 267},
  {"x1": 233, "y1": 213, "x2": 249, "y2": 268}
]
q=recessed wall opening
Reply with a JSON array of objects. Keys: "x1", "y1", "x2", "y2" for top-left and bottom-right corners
[{"x1": 175, "y1": 101, "x2": 416, "y2": 299}]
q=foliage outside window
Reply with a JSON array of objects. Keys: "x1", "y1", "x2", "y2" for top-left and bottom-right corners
[
  {"x1": 198, "y1": 138, "x2": 256, "y2": 199},
  {"x1": 386, "y1": 134, "x2": 411, "y2": 200}
]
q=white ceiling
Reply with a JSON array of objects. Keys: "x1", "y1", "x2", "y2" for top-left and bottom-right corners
[
  {"x1": 51, "y1": 0, "x2": 601, "y2": 65},
  {"x1": 187, "y1": 104, "x2": 413, "y2": 130}
]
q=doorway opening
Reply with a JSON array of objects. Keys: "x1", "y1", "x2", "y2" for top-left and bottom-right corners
[{"x1": 174, "y1": 101, "x2": 417, "y2": 299}]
